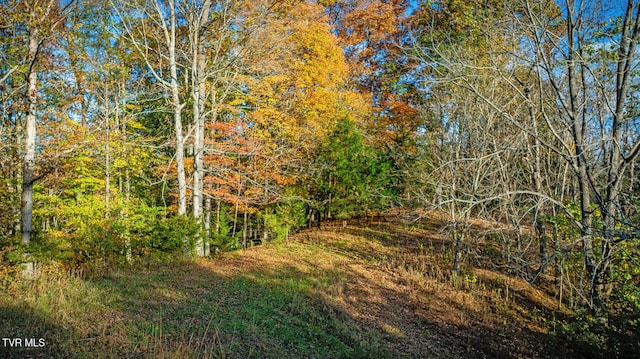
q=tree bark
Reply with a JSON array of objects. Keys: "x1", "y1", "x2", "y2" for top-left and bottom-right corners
[
  {"x1": 204, "y1": 196, "x2": 211, "y2": 256},
  {"x1": 243, "y1": 210, "x2": 248, "y2": 248},
  {"x1": 191, "y1": 0, "x2": 211, "y2": 224},
  {"x1": 452, "y1": 226, "x2": 463, "y2": 275},
  {"x1": 599, "y1": 1, "x2": 640, "y2": 300},
  {"x1": 232, "y1": 202, "x2": 238, "y2": 238},
  {"x1": 165, "y1": 0, "x2": 187, "y2": 216},
  {"x1": 216, "y1": 199, "x2": 221, "y2": 236},
  {"x1": 21, "y1": 18, "x2": 40, "y2": 245},
  {"x1": 104, "y1": 81, "x2": 111, "y2": 215}
]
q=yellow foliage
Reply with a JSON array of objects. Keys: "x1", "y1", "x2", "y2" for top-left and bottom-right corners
[{"x1": 242, "y1": 1, "x2": 371, "y2": 150}]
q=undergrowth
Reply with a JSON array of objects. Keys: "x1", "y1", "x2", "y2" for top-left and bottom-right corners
[{"x1": 1, "y1": 218, "x2": 637, "y2": 358}]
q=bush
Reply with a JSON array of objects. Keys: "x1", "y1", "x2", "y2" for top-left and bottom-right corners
[
  {"x1": 557, "y1": 308, "x2": 640, "y2": 358},
  {"x1": 6, "y1": 195, "x2": 204, "y2": 267},
  {"x1": 209, "y1": 204, "x2": 241, "y2": 252},
  {"x1": 263, "y1": 199, "x2": 308, "y2": 243},
  {"x1": 149, "y1": 214, "x2": 201, "y2": 258}
]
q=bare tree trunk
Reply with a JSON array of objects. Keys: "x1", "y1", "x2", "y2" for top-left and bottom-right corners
[
  {"x1": 598, "y1": 2, "x2": 640, "y2": 300},
  {"x1": 452, "y1": 226, "x2": 463, "y2": 275},
  {"x1": 536, "y1": 211, "x2": 547, "y2": 275},
  {"x1": 21, "y1": 19, "x2": 40, "y2": 246},
  {"x1": 630, "y1": 161, "x2": 635, "y2": 194},
  {"x1": 216, "y1": 199, "x2": 221, "y2": 236},
  {"x1": 263, "y1": 217, "x2": 268, "y2": 243},
  {"x1": 191, "y1": 0, "x2": 211, "y2": 231},
  {"x1": 243, "y1": 210, "x2": 247, "y2": 248},
  {"x1": 560, "y1": 6, "x2": 599, "y2": 306},
  {"x1": 232, "y1": 202, "x2": 238, "y2": 238},
  {"x1": 167, "y1": 0, "x2": 187, "y2": 216},
  {"x1": 116, "y1": 0, "x2": 189, "y2": 215},
  {"x1": 255, "y1": 219, "x2": 260, "y2": 243},
  {"x1": 19, "y1": 0, "x2": 63, "y2": 277},
  {"x1": 12, "y1": 129, "x2": 22, "y2": 236},
  {"x1": 204, "y1": 196, "x2": 211, "y2": 256},
  {"x1": 526, "y1": 91, "x2": 547, "y2": 275},
  {"x1": 104, "y1": 81, "x2": 111, "y2": 215},
  {"x1": 119, "y1": 82, "x2": 131, "y2": 201}
]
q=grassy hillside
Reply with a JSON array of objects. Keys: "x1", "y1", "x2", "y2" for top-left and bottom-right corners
[{"x1": 1, "y1": 216, "x2": 580, "y2": 358}]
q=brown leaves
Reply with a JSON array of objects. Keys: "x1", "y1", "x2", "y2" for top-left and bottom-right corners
[{"x1": 343, "y1": 1, "x2": 397, "y2": 46}]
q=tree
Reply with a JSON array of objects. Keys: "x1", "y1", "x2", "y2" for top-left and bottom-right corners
[
  {"x1": 188, "y1": 0, "x2": 213, "y2": 256},
  {"x1": 411, "y1": 0, "x2": 640, "y2": 307},
  {"x1": 311, "y1": 117, "x2": 396, "y2": 221},
  {"x1": 185, "y1": 0, "x2": 241, "y2": 256},
  {"x1": 231, "y1": 1, "x2": 370, "y2": 212},
  {"x1": 524, "y1": 0, "x2": 640, "y2": 306},
  {"x1": 8, "y1": 0, "x2": 74, "y2": 245},
  {"x1": 113, "y1": 0, "x2": 188, "y2": 215}
]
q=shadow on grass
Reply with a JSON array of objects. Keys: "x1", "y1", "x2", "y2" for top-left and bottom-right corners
[
  {"x1": 76, "y1": 261, "x2": 389, "y2": 358},
  {"x1": 2, "y1": 261, "x2": 389, "y2": 358},
  {"x1": 323, "y1": 260, "x2": 565, "y2": 358},
  {"x1": 0, "y1": 303, "x2": 75, "y2": 358},
  {"x1": 0, "y1": 217, "x2": 595, "y2": 359},
  {"x1": 297, "y1": 223, "x2": 576, "y2": 358}
]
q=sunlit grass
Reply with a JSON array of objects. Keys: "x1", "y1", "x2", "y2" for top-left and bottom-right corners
[
  {"x1": 1, "y1": 218, "x2": 573, "y2": 358},
  {"x1": 0, "y1": 253, "x2": 386, "y2": 358}
]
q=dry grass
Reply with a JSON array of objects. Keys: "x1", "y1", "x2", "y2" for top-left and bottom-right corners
[
  {"x1": 1, "y1": 214, "x2": 576, "y2": 358},
  {"x1": 286, "y1": 216, "x2": 571, "y2": 358}
]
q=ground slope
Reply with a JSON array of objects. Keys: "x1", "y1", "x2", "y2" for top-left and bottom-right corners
[{"x1": 0, "y1": 218, "x2": 573, "y2": 358}]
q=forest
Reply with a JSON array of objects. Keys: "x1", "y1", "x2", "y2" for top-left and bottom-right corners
[{"x1": 1, "y1": 0, "x2": 640, "y2": 357}]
